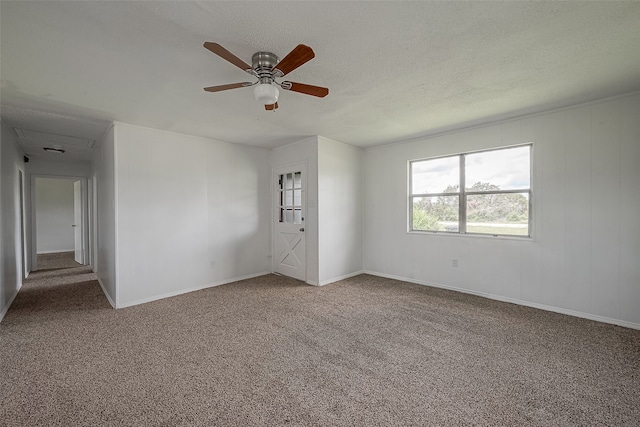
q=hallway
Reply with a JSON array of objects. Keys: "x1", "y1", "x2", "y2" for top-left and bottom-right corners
[{"x1": 2, "y1": 253, "x2": 108, "y2": 325}]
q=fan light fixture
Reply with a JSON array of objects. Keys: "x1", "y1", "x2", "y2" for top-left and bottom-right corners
[
  {"x1": 253, "y1": 83, "x2": 279, "y2": 105},
  {"x1": 203, "y1": 43, "x2": 328, "y2": 111}
]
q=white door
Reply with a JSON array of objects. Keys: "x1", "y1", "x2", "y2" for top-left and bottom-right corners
[
  {"x1": 273, "y1": 165, "x2": 306, "y2": 281},
  {"x1": 73, "y1": 180, "x2": 83, "y2": 264}
]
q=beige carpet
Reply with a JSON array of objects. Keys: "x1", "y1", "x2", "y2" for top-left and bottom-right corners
[
  {"x1": 1, "y1": 266, "x2": 639, "y2": 426},
  {"x1": 36, "y1": 251, "x2": 82, "y2": 271}
]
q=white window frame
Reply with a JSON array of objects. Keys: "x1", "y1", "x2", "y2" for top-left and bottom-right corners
[{"x1": 409, "y1": 144, "x2": 533, "y2": 238}]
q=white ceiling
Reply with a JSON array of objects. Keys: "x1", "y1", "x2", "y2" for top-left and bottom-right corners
[{"x1": 2, "y1": 1, "x2": 640, "y2": 161}]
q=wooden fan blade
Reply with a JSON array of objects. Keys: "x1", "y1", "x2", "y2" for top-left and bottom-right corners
[
  {"x1": 265, "y1": 102, "x2": 279, "y2": 111},
  {"x1": 274, "y1": 44, "x2": 315, "y2": 76},
  {"x1": 203, "y1": 82, "x2": 250, "y2": 92},
  {"x1": 203, "y1": 42, "x2": 251, "y2": 71},
  {"x1": 283, "y1": 82, "x2": 329, "y2": 98}
]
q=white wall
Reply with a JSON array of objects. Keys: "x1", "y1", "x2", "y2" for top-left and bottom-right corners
[
  {"x1": 92, "y1": 125, "x2": 117, "y2": 307},
  {"x1": 318, "y1": 137, "x2": 363, "y2": 285},
  {"x1": 27, "y1": 157, "x2": 91, "y2": 177},
  {"x1": 34, "y1": 178, "x2": 75, "y2": 253},
  {"x1": 114, "y1": 122, "x2": 271, "y2": 307},
  {"x1": 269, "y1": 136, "x2": 364, "y2": 286},
  {"x1": 363, "y1": 93, "x2": 640, "y2": 328},
  {"x1": 270, "y1": 137, "x2": 320, "y2": 284},
  {"x1": 0, "y1": 120, "x2": 25, "y2": 321}
]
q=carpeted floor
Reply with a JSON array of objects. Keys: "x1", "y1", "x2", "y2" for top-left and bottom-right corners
[
  {"x1": 1, "y1": 267, "x2": 639, "y2": 426},
  {"x1": 36, "y1": 251, "x2": 82, "y2": 271}
]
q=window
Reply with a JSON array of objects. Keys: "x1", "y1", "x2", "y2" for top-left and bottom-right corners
[
  {"x1": 278, "y1": 171, "x2": 303, "y2": 224},
  {"x1": 410, "y1": 144, "x2": 531, "y2": 237}
]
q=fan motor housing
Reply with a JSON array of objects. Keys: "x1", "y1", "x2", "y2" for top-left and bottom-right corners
[{"x1": 252, "y1": 52, "x2": 279, "y2": 78}]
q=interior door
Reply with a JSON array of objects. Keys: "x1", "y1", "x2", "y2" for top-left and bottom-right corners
[
  {"x1": 73, "y1": 180, "x2": 83, "y2": 264},
  {"x1": 273, "y1": 165, "x2": 306, "y2": 281}
]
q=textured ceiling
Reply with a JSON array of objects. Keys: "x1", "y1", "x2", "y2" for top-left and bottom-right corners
[{"x1": 2, "y1": 1, "x2": 640, "y2": 160}]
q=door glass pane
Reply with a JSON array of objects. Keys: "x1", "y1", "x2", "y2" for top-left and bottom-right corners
[
  {"x1": 466, "y1": 193, "x2": 529, "y2": 236},
  {"x1": 465, "y1": 146, "x2": 530, "y2": 191},
  {"x1": 411, "y1": 156, "x2": 459, "y2": 194},
  {"x1": 277, "y1": 170, "x2": 303, "y2": 224},
  {"x1": 412, "y1": 196, "x2": 459, "y2": 232}
]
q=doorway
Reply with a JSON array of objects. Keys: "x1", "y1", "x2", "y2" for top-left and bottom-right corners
[
  {"x1": 273, "y1": 164, "x2": 306, "y2": 281},
  {"x1": 31, "y1": 176, "x2": 89, "y2": 271}
]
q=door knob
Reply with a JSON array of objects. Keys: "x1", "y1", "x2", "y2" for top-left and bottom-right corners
[{"x1": 299, "y1": 228, "x2": 305, "y2": 232}]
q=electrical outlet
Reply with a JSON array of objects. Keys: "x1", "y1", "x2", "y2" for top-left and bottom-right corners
[{"x1": 452, "y1": 258, "x2": 459, "y2": 268}]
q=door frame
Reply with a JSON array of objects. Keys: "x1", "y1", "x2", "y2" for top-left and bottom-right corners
[
  {"x1": 18, "y1": 169, "x2": 27, "y2": 279},
  {"x1": 30, "y1": 174, "x2": 90, "y2": 271},
  {"x1": 73, "y1": 179, "x2": 83, "y2": 264},
  {"x1": 271, "y1": 162, "x2": 307, "y2": 281}
]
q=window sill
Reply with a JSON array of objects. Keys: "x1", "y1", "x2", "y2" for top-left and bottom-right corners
[{"x1": 407, "y1": 230, "x2": 534, "y2": 242}]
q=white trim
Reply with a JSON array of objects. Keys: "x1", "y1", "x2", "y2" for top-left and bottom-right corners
[
  {"x1": 317, "y1": 270, "x2": 365, "y2": 286},
  {"x1": 97, "y1": 277, "x2": 116, "y2": 309},
  {"x1": 116, "y1": 271, "x2": 271, "y2": 309},
  {"x1": 0, "y1": 284, "x2": 21, "y2": 323},
  {"x1": 36, "y1": 249, "x2": 75, "y2": 254},
  {"x1": 363, "y1": 270, "x2": 640, "y2": 331},
  {"x1": 113, "y1": 125, "x2": 120, "y2": 308}
]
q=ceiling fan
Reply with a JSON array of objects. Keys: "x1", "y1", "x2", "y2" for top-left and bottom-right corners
[{"x1": 203, "y1": 42, "x2": 329, "y2": 111}]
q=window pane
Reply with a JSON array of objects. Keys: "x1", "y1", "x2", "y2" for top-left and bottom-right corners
[
  {"x1": 285, "y1": 173, "x2": 293, "y2": 189},
  {"x1": 293, "y1": 189, "x2": 302, "y2": 207},
  {"x1": 466, "y1": 193, "x2": 529, "y2": 236},
  {"x1": 412, "y1": 196, "x2": 459, "y2": 232},
  {"x1": 285, "y1": 209, "x2": 293, "y2": 223},
  {"x1": 294, "y1": 172, "x2": 301, "y2": 188},
  {"x1": 411, "y1": 156, "x2": 460, "y2": 194},
  {"x1": 284, "y1": 190, "x2": 293, "y2": 206},
  {"x1": 465, "y1": 146, "x2": 530, "y2": 191},
  {"x1": 294, "y1": 208, "x2": 302, "y2": 224}
]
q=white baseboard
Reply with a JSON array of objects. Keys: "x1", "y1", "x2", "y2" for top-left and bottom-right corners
[
  {"x1": 0, "y1": 283, "x2": 21, "y2": 323},
  {"x1": 117, "y1": 271, "x2": 272, "y2": 309},
  {"x1": 317, "y1": 270, "x2": 365, "y2": 286},
  {"x1": 363, "y1": 270, "x2": 640, "y2": 331},
  {"x1": 96, "y1": 278, "x2": 116, "y2": 309},
  {"x1": 37, "y1": 250, "x2": 75, "y2": 254}
]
